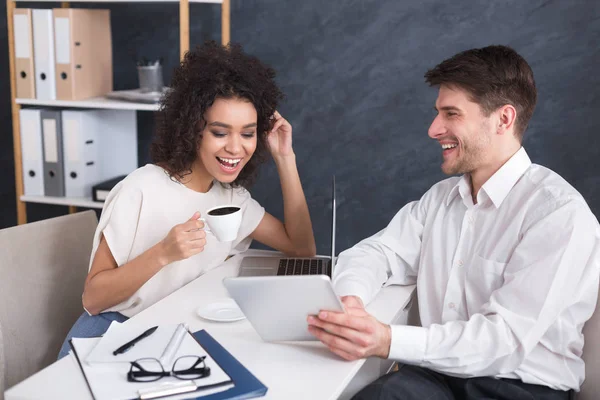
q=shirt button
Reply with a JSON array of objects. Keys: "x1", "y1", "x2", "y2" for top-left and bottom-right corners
[
  {"x1": 448, "y1": 302, "x2": 456, "y2": 309},
  {"x1": 457, "y1": 260, "x2": 464, "y2": 267}
]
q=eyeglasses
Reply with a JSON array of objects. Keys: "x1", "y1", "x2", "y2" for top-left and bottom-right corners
[{"x1": 127, "y1": 355, "x2": 211, "y2": 383}]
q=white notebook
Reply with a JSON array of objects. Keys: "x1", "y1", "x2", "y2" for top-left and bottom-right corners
[
  {"x1": 70, "y1": 326, "x2": 233, "y2": 400},
  {"x1": 86, "y1": 322, "x2": 185, "y2": 366}
]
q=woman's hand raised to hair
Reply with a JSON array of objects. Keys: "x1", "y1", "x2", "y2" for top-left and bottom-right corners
[
  {"x1": 267, "y1": 111, "x2": 294, "y2": 158},
  {"x1": 158, "y1": 211, "x2": 207, "y2": 265}
]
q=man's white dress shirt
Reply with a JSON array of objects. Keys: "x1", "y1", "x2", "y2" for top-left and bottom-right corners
[{"x1": 333, "y1": 148, "x2": 600, "y2": 391}]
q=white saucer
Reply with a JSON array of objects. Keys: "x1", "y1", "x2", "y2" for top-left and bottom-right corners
[{"x1": 196, "y1": 299, "x2": 245, "y2": 322}]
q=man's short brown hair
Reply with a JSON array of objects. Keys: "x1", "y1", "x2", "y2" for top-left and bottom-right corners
[{"x1": 425, "y1": 45, "x2": 537, "y2": 141}]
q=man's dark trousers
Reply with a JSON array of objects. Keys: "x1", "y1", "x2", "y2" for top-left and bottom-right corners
[{"x1": 352, "y1": 364, "x2": 573, "y2": 400}]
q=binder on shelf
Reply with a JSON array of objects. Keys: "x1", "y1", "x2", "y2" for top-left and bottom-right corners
[
  {"x1": 92, "y1": 175, "x2": 126, "y2": 202},
  {"x1": 19, "y1": 109, "x2": 44, "y2": 196},
  {"x1": 94, "y1": 109, "x2": 138, "y2": 182},
  {"x1": 40, "y1": 109, "x2": 64, "y2": 197},
  {"x1": 32, "y1": 9, "x2": 57, "y2": 100},
  {"x1": 53, "y1": 9, "x2": 113, "y2": 100},
  {"x1": 62, "y1": 109, "x2": 136, "y2": 200},
  {"x1": 61, "y1": 110, "x2": 99, "y2": 198},
  {"x1": 13, "y1": 9, "x2": 35, "y2": 99}
]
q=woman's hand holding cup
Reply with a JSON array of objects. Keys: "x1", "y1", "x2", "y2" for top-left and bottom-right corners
[{"x1": 159, "y1": 211, "x2": 207, "y2": 265}]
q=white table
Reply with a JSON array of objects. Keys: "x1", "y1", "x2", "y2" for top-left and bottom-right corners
[{"x1": 5, "y1": 250, "x2": 415, "y2": 400}]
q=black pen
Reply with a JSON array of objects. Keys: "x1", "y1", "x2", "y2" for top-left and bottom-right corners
[{"x1": 113, "y1": 326, "x2": 158, "y2": 355}]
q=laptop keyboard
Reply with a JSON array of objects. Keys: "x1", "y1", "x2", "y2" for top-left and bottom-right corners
[{"x1": 277, "y1": 258, "x2": 331, "y2": 277}]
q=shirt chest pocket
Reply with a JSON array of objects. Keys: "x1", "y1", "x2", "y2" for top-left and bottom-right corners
[{"x1": 464, "y1": 255, "x2": 507, "y2": 315}]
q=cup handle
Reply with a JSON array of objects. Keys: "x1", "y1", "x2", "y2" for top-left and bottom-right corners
[{"x1": 199, "y1": 217, "x2": 211, "y2": 233}]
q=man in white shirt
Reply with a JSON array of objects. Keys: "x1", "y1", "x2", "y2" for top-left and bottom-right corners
[{"x1": 307, "y1": 45, "x2": 600, "y2": 399}]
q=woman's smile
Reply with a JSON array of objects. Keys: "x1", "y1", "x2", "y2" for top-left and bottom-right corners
[{"x1": 216, "y1": 156, "x2": 243, "y2": 173}]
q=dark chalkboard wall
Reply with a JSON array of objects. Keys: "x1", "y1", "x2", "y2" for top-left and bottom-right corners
[{"x1": 1, "y1": 1, "x2": 599, "y2": 256}]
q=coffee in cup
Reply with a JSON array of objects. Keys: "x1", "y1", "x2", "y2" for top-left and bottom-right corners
[
  {"x1": 207, "y1": 206, "x2": 241, "y2": 216},
  {"x1": 201, "y1": 205, "x2": 242, "y2": 242}
]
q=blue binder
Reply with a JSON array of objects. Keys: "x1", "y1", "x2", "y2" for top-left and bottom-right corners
[{"x1": 190, "y1": 330, "x2": 267, "y2": 400}]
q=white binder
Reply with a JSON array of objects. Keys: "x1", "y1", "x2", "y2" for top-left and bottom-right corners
[
  {"x1": 95, "y1": 110, "x2": 137, "y2": 180},
  {"x1": 61, "y1": 110, "x2": 137, "y2": 199},
  {"x1": 32, "y1": 9, "x2": 56, "y2": 100},
  {"x1": 19, "y1": 109, "x2": 44, "y2": 196},
  {"x1": 61, "y1": 110, "x2": 99, "y2": 198}
]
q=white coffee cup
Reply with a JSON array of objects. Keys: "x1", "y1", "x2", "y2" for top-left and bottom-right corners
[{"x1": 201, "y1": 205, "x2": 242, "y2": 242}]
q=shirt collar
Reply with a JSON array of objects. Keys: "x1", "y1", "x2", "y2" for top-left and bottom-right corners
[
  {"x1": 445, "y1": 147, "x2": 532, "y2": 208},
  {"x1": 446, "y1": 175, "x2": 472, "y2": 207},
  {"x1": 481, "y1": 147, "x2": 531, "y2": 208}
]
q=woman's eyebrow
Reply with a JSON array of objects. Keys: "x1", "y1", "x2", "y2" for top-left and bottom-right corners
[{"x1": 208, "y1": 122, "x2": 257, "y2": 129}]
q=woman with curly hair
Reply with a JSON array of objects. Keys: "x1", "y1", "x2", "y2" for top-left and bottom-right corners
[{"x1": 57, "y1": 41, "x2": 316, "y2": 358}]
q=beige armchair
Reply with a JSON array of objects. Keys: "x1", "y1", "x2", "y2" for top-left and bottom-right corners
[
  {"x1": 579, "y1": 282, "x2": 600, "y2": 400},
  {"x1": 0, "y1": 323, "x2": 4, "y2": 400},
  {"x1": 0, "y1": 211, "x2": 97, "y2": 399}
]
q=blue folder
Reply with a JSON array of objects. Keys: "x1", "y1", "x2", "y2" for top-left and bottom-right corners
[{"x1": 190, "y1": 329, "x2": 267, "y2": 400}]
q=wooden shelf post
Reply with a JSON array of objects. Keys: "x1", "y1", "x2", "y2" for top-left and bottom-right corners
[
  {"x1": 222, "y1": 0, "x2": 230, "y2": 45},
  {"x1": 179, "y1": 0, "x2": 189, "y2": 60},
  {"x1": 64, "y1": 2, "x2": 75, "y2": 215},
  {"x1": 6, "y1": 0, "x2": 27, "y2": 224}
]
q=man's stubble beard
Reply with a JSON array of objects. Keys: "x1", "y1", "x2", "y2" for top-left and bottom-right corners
[{"x1": 441, "y1": 124, "x2": 493, "y2": 176}]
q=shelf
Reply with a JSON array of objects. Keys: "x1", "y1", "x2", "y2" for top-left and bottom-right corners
[
  {"x1": 12, "y1": 0, "x2": 222, "y2": 3},
  {"x1": 21, "y1": 195, "x2": 105, "y2": 209},
  {"x1": 16, "y1": 97, "x2": 159, "y2": 111},
  {"x1": 9, "y1": 0, "x2": 229, "y2": 224}
]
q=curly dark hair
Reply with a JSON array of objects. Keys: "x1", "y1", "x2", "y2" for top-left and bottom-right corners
[{"x1": 150, "y1": 41, "x2": 284, "y2": 188}]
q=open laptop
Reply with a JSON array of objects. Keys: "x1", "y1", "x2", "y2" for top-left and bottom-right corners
[{"x1": 238, "y1": 176, "x2": 337, "y2": 277}]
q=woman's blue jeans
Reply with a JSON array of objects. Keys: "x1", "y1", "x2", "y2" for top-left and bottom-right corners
[{"x1": 58, "y1": 311, "x2": 128, "y2": 359}]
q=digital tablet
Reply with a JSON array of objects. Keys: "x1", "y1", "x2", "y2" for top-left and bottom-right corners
[{"x1": 223, "y1": 275, "x2": 344, "y2": 341}]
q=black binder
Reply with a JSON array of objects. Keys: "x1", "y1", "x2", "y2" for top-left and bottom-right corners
[{"x1": 92, "y1": 175, "x2": 126, "y2": 202}]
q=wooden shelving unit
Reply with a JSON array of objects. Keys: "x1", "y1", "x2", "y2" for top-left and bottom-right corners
[{"x1": 6, "y1": 0, "x2": 230, "y2": 224}]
